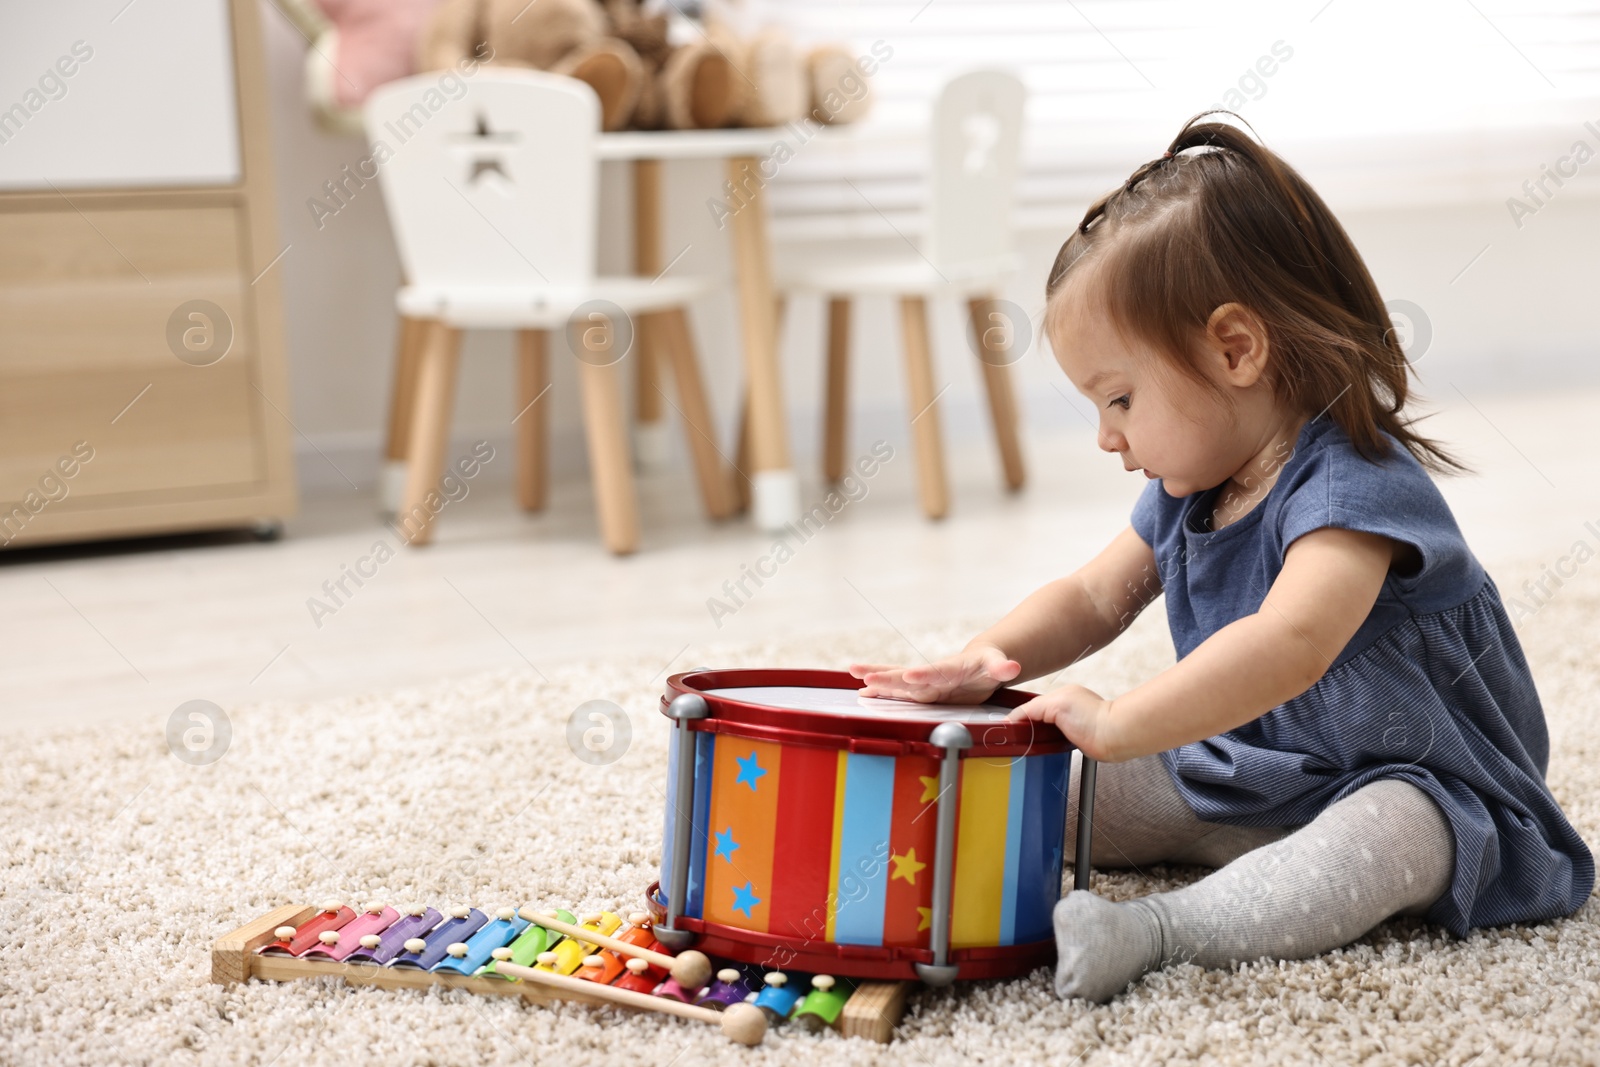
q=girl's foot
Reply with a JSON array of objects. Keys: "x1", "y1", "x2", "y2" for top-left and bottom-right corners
[{"x1": 1052, "y1": 890, "x2": 1162, "y2": 1002}]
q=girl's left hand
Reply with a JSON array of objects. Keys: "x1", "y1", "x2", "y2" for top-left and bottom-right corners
[{"x1": 1008, "y1": 684, "x2": 1118, "y2": 762}]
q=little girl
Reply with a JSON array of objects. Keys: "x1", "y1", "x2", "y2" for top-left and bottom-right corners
[{"x1": 851, "y1": 115, "x2": 1594, "y2": 1002}]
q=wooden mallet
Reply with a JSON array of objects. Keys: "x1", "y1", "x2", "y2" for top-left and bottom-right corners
[
  {"x1": 517, "y1": 908, "x2": 712, "y2": 990},
  {"x1": 494, "y1": 962, "x2": 768, "y2": 1046}
]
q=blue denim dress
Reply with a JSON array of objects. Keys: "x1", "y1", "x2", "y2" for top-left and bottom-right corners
[{"x1": 1131, "y1": 415, "x2": 1593, "y2": 936}]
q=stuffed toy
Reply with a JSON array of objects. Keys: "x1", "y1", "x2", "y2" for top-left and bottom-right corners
[
  {"x1": 273, "y1": 0, "x2": 449, "y2": 133},
  {"x1": 275, "y1": 0, "x2": 873, "y2": 133},
  {"x1": 416, "y1": 0, "x2": 871, "y2": 131}
]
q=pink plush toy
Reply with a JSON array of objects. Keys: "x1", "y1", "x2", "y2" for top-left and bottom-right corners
[{"x1": 274, "y1": 0, "x2": 447, "y2": 131}]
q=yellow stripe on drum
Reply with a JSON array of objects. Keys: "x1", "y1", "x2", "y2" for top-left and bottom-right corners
[
  {"x1": 951, "y1": 757, "x2": 1011, "y2": 949},
  {"x1": 825, "y1": 748, "x2": 847, "y2": 943}
]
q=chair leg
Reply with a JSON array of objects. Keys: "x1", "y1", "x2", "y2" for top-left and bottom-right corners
[
  {"x1": 655, "y1": 307, "x2": 735, "y2": 520},
  {"x1": 732, "y1": 393, "x2": 752, "y2": 514},
  {"x1": 395, "y1": 321, "x2": 463, "y2": 546},
  {"x1": 381, "y1": 315, "x2": 427, "y2": 512},
  {"x1": 822, "y1": 297, "x2": 851, "y2": 483},
  {"x1": 577, "y1": 351, "x2": 641, "y2": 555},
  {"x1": 968, "y1": 296, "x2": 1026, "y2": 491},
  {"x1": 515, "y1": 329, "x2": 549, "y2": 512},
  {"x1": 899, "y1": 296, "x2": 949, "y2": 520},
  {"x1": 633, "y1": 160, "x2": 669, "y2": 470}
]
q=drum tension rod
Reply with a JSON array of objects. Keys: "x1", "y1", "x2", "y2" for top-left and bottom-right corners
[
  {"x1": 914, "y1": 721, "x2": 972, "y2": 987},
  {"x1": 656, "y1": 693, "x2": 708, "y2": 951}
]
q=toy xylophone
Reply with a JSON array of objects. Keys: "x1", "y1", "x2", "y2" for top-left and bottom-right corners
[{"x1": 211, "y1": 900, "x2": 904, "y2": 1045}]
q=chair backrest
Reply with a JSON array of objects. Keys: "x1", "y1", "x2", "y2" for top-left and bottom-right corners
[
  {"x1": 364, "y1": 70, "x2": 600, "y2": 290},
  {"x1": 925, "y1": 70, "x2": 1026, "y2": 273}
]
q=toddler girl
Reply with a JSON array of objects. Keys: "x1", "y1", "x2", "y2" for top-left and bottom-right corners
[{"x1": 851, "y1": 115, "x2": 1593, "y2": 1002}]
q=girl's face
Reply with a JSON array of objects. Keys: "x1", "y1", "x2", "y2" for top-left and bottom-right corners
[{"x1": 1048, "y1": 276, "x2": 1276, "y2": 499}]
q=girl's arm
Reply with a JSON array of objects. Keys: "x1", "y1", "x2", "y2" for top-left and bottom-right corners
[
  {"x1": 852, "y1": 525, "x2": 1161, "y2": 702},
  {"x1": 1014, "y1": 526, "x2": 1397, "y2": 761},
  {"x1": 967, "y1": 525, "x2": 1162, "y2": 682}
]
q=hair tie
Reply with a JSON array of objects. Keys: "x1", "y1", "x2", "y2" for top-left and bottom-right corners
[{"x1": 1162, "y1": 150, "x2": 1175, "y2": 159}]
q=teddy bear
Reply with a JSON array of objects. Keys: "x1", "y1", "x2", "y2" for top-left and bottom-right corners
[
  {"x1": 417, "y1": 0, "x2": 871, "y2": 132},
  {"x1": 274, "y1": 0, "x2": 872, "y2": 134}
]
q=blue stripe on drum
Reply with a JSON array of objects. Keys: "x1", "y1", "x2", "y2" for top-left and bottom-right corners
[
  {"x1": 833, "y1": 752, "x2": 896, "y2": 947},
  {"x1": 999, "y1": 756, "x2": 1027, "y2": 945},
  {"x1": 1015, "y1": 750, "x2": 1071, "y2": 944},
  {"x1": 686, "y1": 731, "x2": 715, "y2": 920}
]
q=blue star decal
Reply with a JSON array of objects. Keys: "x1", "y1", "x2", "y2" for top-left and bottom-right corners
[
  {"x1": 731, "y1": 881, "x2": 761, "y2": 918},
  {"x1": 714, "y1": 827, "x2": 740, "y2": 861},
  {"x1": 734, "y1": 751, "x2": 767, "y2": 791}
]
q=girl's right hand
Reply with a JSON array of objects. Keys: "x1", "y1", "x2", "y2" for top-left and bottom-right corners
[{"x1": 848, "y1": 645, "x2": 1023, "y2": 705}]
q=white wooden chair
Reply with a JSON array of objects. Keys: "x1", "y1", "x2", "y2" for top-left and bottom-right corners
[
  {"x1": 365, "y1": 70, "x2": 732, "y2": 553},
  {"x1": 775, "y1": 70, "x2": 1028, "y2": 519}
]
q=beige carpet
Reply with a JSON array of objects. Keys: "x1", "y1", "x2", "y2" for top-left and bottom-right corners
[{"x1": 3, "y1": 555, "x2": 1597, "y2": 1066}]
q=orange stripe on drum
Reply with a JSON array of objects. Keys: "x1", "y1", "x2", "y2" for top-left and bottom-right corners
[{"x1": 703, "y1": 737, "x2": 782, "y2": 933}]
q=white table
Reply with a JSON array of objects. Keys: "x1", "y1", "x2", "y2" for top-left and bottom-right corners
[{"x1": 597, "y1": 127, "x2": 854, "y2": 531}]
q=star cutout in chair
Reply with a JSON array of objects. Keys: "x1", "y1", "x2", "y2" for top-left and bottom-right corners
[
  {"x1": 731, "y1": 881, "x2": 761, "y2": 918},
  {"x1": 919, "y1": 775, "x2": 940, "y2": 803},
  {"x1": 714, "y1": 827, "x2": 740, "y2": 861},
  {"x1": 734, "y1": 751, "x2": 767, "y2": 791}
]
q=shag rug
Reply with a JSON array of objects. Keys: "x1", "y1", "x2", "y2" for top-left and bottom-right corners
[{"x1": 3, "y1": 556, "x2": 1597, "y2": 1067}]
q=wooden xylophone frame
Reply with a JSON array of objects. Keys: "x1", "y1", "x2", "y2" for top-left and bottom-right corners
[{"x1": 211, "y1": 904, "x2": 913, "y2": 1044}]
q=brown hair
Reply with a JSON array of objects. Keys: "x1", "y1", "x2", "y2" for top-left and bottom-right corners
[{"x1": 1045, "y1": 112, "x2": 1464, "y2": 474}]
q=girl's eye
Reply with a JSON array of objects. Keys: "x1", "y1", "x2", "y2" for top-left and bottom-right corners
[{"x1": 1108, "y1": 394, "x2": 1130, "y2": 410}]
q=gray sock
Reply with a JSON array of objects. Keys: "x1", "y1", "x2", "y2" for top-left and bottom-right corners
[{"x1": 1053, "y1": 778, "x2": 1454, "y2": 1001}]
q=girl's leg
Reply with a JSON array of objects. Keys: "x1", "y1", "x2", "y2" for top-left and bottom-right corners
[
  {"x1": 1065, "y1": 751, "x2": 1289, "y2": 869},
  {"x1": 1054, "y1": 778, "x2": 1456, "y2": 1002}
]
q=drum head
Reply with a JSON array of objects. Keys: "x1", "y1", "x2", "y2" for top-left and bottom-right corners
[
  {"x1": 701, "y1": 684, "x2": 1010, "y2": 723},
  {"x1": 664, "y1": 668, "x2": 1068, "y2": 754}
]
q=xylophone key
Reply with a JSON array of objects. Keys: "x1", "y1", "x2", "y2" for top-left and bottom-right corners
[
  {"x1": 751, "y1": 972, "x2": 804, "y2": 1022},
  {"x1": 791, "y1": 974, "x2": 854, "y2": 1032},
  {"x1": 697, "y1": 967, "x2": 758, "y2": 1011},
  {"x1": 533, "y1": 912, "x2": 622, "y2": 975},
  {"x1": 480, "y1": 908, "x2": 578, "y2": 980},
  {"x1": 432, "y1": 907, "x2": 531, "y2": 976},
  {"x1": 302, "y1": 906, "x2": 400, "y2": 963},
  {"x1": 346, "y1": 905, "x2": 441, "y2": 967},
  {"x1": 389, "y1": 907, "x2": 488, "y2": 971},
  {"x1": 612, "y1": 957, "x2": 658, "y2": 994},
  {"x1": 258, "y1": 903, "x2": 356, "y2": 958}
]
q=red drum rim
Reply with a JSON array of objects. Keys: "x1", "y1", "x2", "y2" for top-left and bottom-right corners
[
  {"x1": 642, "y1": 881, "x2": 1055, "y2": 981},
  {"x1": 662, "y1": 668, "x2": 1071, "y2": 758}
]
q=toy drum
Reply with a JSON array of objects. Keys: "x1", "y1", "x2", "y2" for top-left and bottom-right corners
[{"x1": 650, "y1": 669, "x2": 1098, "y2": 984}]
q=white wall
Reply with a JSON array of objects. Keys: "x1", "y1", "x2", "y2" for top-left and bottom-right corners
[{"x1": 256, "y1": 1, "x2": 1600, "y2": 493}]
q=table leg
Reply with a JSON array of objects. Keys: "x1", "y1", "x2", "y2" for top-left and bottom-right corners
[
  {"x1": 633, "y1": 159, "x2": 670, "y2": 470},
  {"x1": 726, "y1": 156, "x2": 800, "y2": 530}
]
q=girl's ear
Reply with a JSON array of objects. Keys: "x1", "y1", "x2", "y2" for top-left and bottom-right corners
[{"x1": 1204, "y1": 303, "x2": 1270, "y2": 386}]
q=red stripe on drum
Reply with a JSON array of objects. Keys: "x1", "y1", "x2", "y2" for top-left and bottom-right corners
[
  {"x1": 882, "y1": 751, "x2": 940, "y2": 949},
  {"x1": 765, "y1": 742, "x2": 839, "y2": 947}
]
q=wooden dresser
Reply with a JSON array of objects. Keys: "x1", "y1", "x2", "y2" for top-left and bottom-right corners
[{"x1": 0, "y1": 0, "x2": 295, "y2": 548}]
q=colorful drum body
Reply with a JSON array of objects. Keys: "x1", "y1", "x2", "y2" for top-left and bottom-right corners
[{"x1": 654, "y1": 669, "x2": 1083, "y2": 982}]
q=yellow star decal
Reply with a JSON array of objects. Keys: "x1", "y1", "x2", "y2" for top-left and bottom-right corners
[
  {"x1": 890, "y1": 848, "x2": 926, "y2": 885},
  {"x1": 917, "y1": 906, "x2": 932, "y2": 932},
  {"x1": 918, "y1": 776, "x2": 940, "y2": 803}
]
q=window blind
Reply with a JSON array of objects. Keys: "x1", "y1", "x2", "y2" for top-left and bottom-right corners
[{"x1": 745, "y1": 0, "x2": 1600, "y2": 238}]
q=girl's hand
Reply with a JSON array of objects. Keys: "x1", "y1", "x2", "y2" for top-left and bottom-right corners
[
  {"x1": 849, "y1": 645, "x2": 1022, "y2": 705},
  {"x1": 1008, "y1": 684, "x2": 1118, "y2": 761}
]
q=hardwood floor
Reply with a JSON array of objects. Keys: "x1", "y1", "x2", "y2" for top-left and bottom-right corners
[{"x1": 2, "y1": 388, "x2": 1594, "y2": 735}]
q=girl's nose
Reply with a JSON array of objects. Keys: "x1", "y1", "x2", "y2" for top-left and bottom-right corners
[{"x1": 1097, "y1": 424, "x2": 1125, "y2": 453}]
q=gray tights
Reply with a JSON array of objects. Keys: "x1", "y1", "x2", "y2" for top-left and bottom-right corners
[{"x1": 1055, "y1": 753, "x2": 1456, "y2": 1001}]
